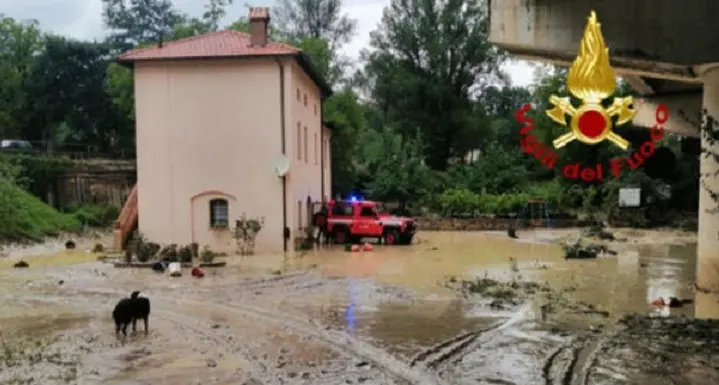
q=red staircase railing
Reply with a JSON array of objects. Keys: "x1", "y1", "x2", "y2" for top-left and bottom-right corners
[{"x1": 113, "y1": 184, "x2": 138, "y2": 250}]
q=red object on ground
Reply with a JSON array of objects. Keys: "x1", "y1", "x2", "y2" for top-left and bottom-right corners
[
  {"x1": 651, "y1": 298, "x2": 665, "y2": 306},
  {"x1": 191, "y1": 266, "x2": 205, "y2": 278},
  {"x1": 350, "y1": 244, "x2": 360, "y2": 252},
  {"x1": 362, "y1": 243, "x2": 373, "y2": 251}
]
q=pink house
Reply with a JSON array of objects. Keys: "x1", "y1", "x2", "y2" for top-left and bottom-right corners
[{"x1": 114, "y1": 7, "x2": 333, "y2": 253}]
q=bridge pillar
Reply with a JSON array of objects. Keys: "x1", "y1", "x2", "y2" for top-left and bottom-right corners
[{"x1": 696, "y1": 65, "x2": 719, "y2": 318}]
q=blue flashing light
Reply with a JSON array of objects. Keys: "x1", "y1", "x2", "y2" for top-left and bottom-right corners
[{"x1": 349, "y1": 195, "x2": 358, "y2": 202}]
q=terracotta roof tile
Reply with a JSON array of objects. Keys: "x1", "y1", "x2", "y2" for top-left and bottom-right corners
[{"x1": 117, "y1": 30, "x2": 300, "y2": 62}]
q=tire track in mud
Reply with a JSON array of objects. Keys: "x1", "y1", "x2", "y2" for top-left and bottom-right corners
[
  {"x1": 66, "y1": 287, "x2": 444, "y2": 385},
  {"x1": 409, "y1": 304, "x2": 532, "y2": 372},
  {"x1": 153, "y1": 309, "x2": 275, "y2": 384},
  {"x1": 540, "y1": 334, "x2": 605, "y2": 385},
  {"x1": 572, "y1": 338, "x2": 604, "y2": 385},
  {"x1": 19, "y1": 291, "x2": 276, "y2": 384},
  {"x1": 177, "y1": 297, "x2": 447, "y2": 385}
]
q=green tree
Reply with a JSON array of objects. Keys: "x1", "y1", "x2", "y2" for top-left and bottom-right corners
[
  {"x1": 23, "y1": 36, "x2": 130, "y2": 155},
  {"x1": 274, "y1": 0, "x2": 357, "y2": 52},
  {"x1": 172, "y1": 0, "x2": 236, "y2": 39},
  {"x1": 296, "y1": 36, "x2": 336, "y2": 83},
  {"x1": 323, "y1": 89, "x2": 366, "y2": 195},
  {"x1": 361, "y1": 130, "x2": 432, "y2": 210},
  {"x1": 363, "y1": 0, "x2": 502, "y2": 170},
  {"x1": 0, "y1": 16, "x2": 43, "y2": 138},
  {"x1": 102, "y1": 0, "x2": 184, "y2": 49}
]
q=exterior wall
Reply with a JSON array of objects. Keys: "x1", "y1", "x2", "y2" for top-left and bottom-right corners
[
  {"x1": 288, "y1": 61, "x2": 324, "y2": 236},
  {"x1": 134, "y1": 59, "x2": 286, "y2": 253},
  {"x1": 697, "y1": 65, "x2": 719, "y2": 297},
  {"x1": 322, "y1": 126, "x2": 332, "y2": 200}
]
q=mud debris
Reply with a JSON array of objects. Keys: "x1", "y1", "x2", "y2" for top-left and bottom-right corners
[
  {"x1": 442, "y1": 274, "x2": 551, "y2": 311},
  {"x1": 588, "y1": 315, "x2": 719, "y2": 384},
  {"x1": 13, "y1": 260, "x2": 29, "y2": 268},
  {"x1": 0, "y1": 229, "x2": 713, "y2": 384},
  {"x1": 562, "y1": 241, "x2": 617, "y2": 259}
]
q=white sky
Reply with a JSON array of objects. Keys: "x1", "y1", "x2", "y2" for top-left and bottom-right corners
[
  {"x1": 338, "y1": 0, "x2": 537, "y2": 87},
  {"x1": 1, "y1": 0, "x2": 538, "y2": 86}
]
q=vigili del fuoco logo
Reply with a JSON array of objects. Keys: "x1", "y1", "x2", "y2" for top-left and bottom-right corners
[{"x1": 514, "y1": 11, "x2": 668, "y2": 182}]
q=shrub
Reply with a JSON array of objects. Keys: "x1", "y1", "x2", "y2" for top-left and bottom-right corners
[
  {"x1": 146, "y1": 242, "x2": 161, "y2": 257},
  {"x1": 178, "y1": 245, "x2": 193, "y2": 262},
  {"x1": 136, "y1": 244, "x2": 153, "y2": 262},
  {"x1": 234, "y1": 214, "x2": 264, "y2": 255},
  {"x1": 437, "y1": 189, "x2": 478, "y2": 217},
  {"x1": 436, "y1": 189, "x2": 532, "y2": 217},
  {"x1": 69, "y1": 204, "x2": 120, "y2": 227},
  {"x1": 200, "y1": 245, "x2": 216, "y2": 263},
  {"x1": 159, "y1": 244, "x2": 179, "y2": 262}
]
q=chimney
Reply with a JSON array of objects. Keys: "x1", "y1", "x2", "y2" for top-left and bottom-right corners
[{"x1": 248, "y1": 7, "x2": 270, "y2": 46}]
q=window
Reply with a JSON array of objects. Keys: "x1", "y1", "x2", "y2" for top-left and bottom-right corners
[
  {"x1": 303, "y1": 126, "x2": 308, "y2": 163},
  {"x1": 297, "y1": 200, "x2": 303, "y2": 229},
  {"x1": 324, "y1": 138, "x2": 329, "y2": 169},
  {"x1": 303, "y1": 94, "x2": 307, "y2": 106},
  {"x1": 296, "y1": 122, "x2": 302, "y2": 160},
  {"x1": 209, "y1": 199, "x2": 229, "y2": 227},
  {"x1": 314, "y1": 133, "x2": 318, "y2": 164},
  {"x1": 331, "y1": 203, "x2": 353, "y2": 216},
  {"x1": 360, "y1": 207, "x2": 376, "y2": 217},
  {"x1": 296, "y1": 88, "x2": 301, "y2": 101}
]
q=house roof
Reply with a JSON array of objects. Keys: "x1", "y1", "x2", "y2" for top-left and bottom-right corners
[{"x1": 117, "y1": 29, "x2": 332, "y2": 98}]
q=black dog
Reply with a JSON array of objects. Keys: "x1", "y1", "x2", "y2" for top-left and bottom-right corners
[{"x1": 112, "y1": 291, "x2": 151, "y2": 338}]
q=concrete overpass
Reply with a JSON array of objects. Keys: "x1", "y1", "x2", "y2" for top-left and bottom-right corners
[{"x1": 488, "y1": 0, "x2": 719, "y2": 317}]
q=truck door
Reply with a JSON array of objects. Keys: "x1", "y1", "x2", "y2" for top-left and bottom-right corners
[{"x1": 356, "y1": 206, "x2": 383, "y2": 237}]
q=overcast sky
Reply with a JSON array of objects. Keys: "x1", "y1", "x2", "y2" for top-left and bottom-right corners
[{"x1": 0, "y1": 0, "x2": 536, "y2": 86}]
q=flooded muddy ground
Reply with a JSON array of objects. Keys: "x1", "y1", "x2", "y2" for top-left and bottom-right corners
[{"x1": 1, "y1": 228, "x2": 718, "y2": 384}]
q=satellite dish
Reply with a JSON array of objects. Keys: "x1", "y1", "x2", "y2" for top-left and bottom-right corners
[{"x1": 271, "y1": 155, "x2": 290, "y2": 177}]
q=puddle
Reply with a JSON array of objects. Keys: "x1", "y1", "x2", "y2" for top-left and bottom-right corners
[
  {"x1": 0, "y1": 249, "x2": 101, "y2": 269},
  {"x1": 1, "y1": 228, "x2": 713, "y2": 384},
  {"x1": 231, "y1": 231, "x2": 700, "y2": 317},
  {"x1": 209, "y1": 230, "x2": 703, "y2": 359}
]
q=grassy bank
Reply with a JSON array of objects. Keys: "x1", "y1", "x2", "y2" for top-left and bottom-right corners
[{"x1": 0, "y1": 178, "x2": 81, "y2": 243}]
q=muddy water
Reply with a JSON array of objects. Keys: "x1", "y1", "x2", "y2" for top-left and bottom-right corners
[
  {"x1": 215, "y1": 231, "x2": 704, "y2": 357},
  {"x1": 1, "y1": 229, "x2": 714, "y2": 384}
]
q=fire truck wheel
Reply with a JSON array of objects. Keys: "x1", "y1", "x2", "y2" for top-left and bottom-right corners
[
  {"x1": 383, "y1": 229, "x2": 399, "y2": 245},
  {"x1": 333, "y1": 227, "x2": 349, "y2": 244},
  {"x1": 400, "y1": 234, "x2": 414, "y2": 245}
]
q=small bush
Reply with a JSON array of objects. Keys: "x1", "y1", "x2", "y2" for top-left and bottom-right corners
[
  {"x1": 160, "y1": 244, "x2": 179, "y2": 262},
  {"x1": 436, "y1": 189, "x2": 531, "y2": 217},
  {"x1": 146, "y1": 242, "x2": 161, "y2": 257},
  {"x1": 68, "y1": 204, "x2": 120, "y2": 227},
  {"x1": 233, "y1": 214, "x2": 264, "y2": 255},
  {"x1": 178, "y1": 245, "x2": 193, "y2": 262},
  {"x1": 200, "y1": 245, "x2": 215, "y2": 263},
  {"x1": 136, "y1": 244, "x2": 153, "y2": 262}
]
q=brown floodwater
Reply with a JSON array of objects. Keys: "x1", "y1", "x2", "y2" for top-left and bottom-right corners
[
  {"x1": 229, "y1": 230, "x2": 704, "y2": 316},
  {"x1": 202, "y1": 230, "x2": 709, "y2": 357},
  {"x1": 1, "y1": 228, "x2": 715, "y2": 384}
]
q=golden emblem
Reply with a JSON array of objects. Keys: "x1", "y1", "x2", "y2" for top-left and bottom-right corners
[{"x1": 546, "y1": 11, "x2": 635, "y2": 150}]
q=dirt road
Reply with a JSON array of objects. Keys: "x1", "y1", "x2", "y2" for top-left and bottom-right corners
[{"x1": 1, "y1": 229, "x2": 718, "y2": 384}]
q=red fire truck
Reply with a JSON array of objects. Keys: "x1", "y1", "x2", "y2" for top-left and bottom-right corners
[{"x1": 315, "y1": 199, "x2": 417, "y2": 245}]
